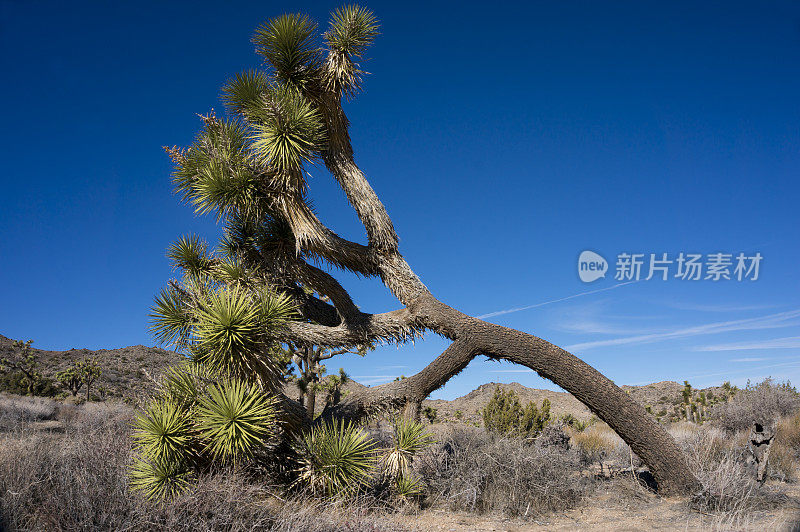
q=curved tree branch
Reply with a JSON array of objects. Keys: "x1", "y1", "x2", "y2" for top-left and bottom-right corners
[{"x1": 285, "y1": 307, "x2": 424, "y2": 347}]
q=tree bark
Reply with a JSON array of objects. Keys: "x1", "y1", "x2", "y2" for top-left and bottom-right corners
[
  {"x1": 260, "y1": 63, "x2": 705, "y2": 496},
  {"x1": 306, "y1": 387, "x2": 316, "y2": 419},
  {"x1": 319, "y1": 293, "x2": 702, "y2": 496}
]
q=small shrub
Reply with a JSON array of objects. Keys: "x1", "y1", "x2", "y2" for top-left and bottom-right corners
[
  {"x1": 0, "y1": 394, "x2": 59, "y2": 427},
  {"x1": 422, "y1": 406, "x2": 437, "y2": 424},
  {"x1": 293, "y1": 419, "x2": 377, "y2": 497},
  {"x1": 481, "y1": 386, "x2": 551, "y2": 438},
  {"x1": 709, "y1": 378, "x2": 799, "y2": 433},
  {"x1": 416, "y1": 426, "x2": 590, "y2": 517}
]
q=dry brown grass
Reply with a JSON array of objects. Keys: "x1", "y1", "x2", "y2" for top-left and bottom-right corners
[{"x1": 0, "y1": 400, "x2": 406, "y2": 531}]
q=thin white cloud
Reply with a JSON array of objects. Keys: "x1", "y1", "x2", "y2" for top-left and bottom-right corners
[
  {"x1": 730, "y1": 357, "x2": 771, "y2": 363},
  {"x1": 630, "y1": 358, "x2": 800, "y2": 386},
  {"x1": 566, "y1": 309, "x2": 800, "y2": 352},
  {"x1": 667, "y1": 302, "x2": 776, "y2": 313},
  {"x1": 696, "y1": 336, "x2": 800, "y2": 352},
  {"x1": 478, "y1": 281, "x2": 639, "y2": 319},
  {"x1": 685, "y1": 360, "x2": 800, "y2": 381},
  {"x1": 352, "y1": 375, "x2": 398, "y2": 385}
]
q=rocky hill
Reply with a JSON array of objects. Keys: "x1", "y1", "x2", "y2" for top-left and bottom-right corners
[
  {"x1": 422, "y1": 380, "x2": 728, "y2": 425},
  {"x1": 0, "y1": 335, "x2": 180, "y2": 400},
  {"x1": 0, "y1": 334, "x2": 724, "y2": 419}
]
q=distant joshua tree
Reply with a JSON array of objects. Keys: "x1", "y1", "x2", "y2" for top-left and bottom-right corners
[
  {"x1": 0, "y1": 340, "x2": 41, "y2": 395},
  {"x1": 150, "y1": 5, "x2": 699, "y2": 495},
  {"x1": 56, "y1": 358, "x2": 102, "y2": 400},
  {"x1": 285, "y1": 343, "x2": 365, "y2": 417}
]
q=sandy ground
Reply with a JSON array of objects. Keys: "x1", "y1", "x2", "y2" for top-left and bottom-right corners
[{"x1": 386, "y1": 481, "x2": 800, "y2": 531}]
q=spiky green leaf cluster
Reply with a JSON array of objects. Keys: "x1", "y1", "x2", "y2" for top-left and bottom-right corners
[
  {"x1": 383, "y1": 418, "x2": 434, "y2": 478},
  {"x1": 222, "y1": 69, "x2": 271, "y2": 117},
  {"x1": 151, "y1": 231, "x2": 298, "y2": 390},
  {"x1": 253, "y1": 13, "x2": 320, "y2": 89},
  {"x1": 197, "y1": 378, "x2": 279, "y2": 463},
  {"x1": 293, "y1": 419, "x2": 376, "y2": 497},
  {"x1": 325, "y1": 5, "x2": 379, "y2": 57},
  {"x1": 323, "y1": 5, "x2": 379, "y2": 96},
  {"x1": 130, "y1": 455, "x2": 192, "y2": 501},
  {"x1": 250, "y1": 84, "x2": 324, "y2": 195},
  {"x1": 130, "y1": 369, "x2": 281, "y2": 500},
  {"x1": 190, "y1": 285, "x2": 295, "y2": 387},
  {"x1": 168, "y1": 235, "x2": 212, "y2": 277},
  {"x1": 392, "y1": 473, "x2": 423, "y2": 500},
  {"x1": 133, "y1": 398, "x2": 196, "y2": 465}
]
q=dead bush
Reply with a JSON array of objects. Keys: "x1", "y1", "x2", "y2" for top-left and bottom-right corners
[
  {"x1": 0, "y1": 393, "x2": 59, "y2": 428},
  {"x1": 709, "y1": 379, "x2": 799, "y2": 433},
  {"x1": 675, "y1": 424, "x2": 790, "y2": 528},
  {"x1": 0, "y1": 402, "x2": 404, "y2": 531},
  {"x1": 415, "y1": 426, "x2": 591, "y2": 518}
]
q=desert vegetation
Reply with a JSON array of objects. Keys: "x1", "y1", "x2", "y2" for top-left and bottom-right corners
[
  {"x1": 1, "y1": 377, "x2": 799, "y2": 530},
  {"x1": 2, "y1": 5, "x2": 798, "y2": 531}
]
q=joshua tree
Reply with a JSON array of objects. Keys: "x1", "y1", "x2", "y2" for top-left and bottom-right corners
[
  {"x1": 0, "y1": 340, "x2": 42, "y2": 396},
  {"x1": 682, "y1": 381, "x2": 693, "y2": 421},
  {"x1": 152, "y1": 6, "x2": 700, "y2": 494},
  {"x1": 56, "y1": 366, "x2": 83, "y2": 396},
  {"x1": 286, "y1": 343, "x2": 364, "y2": 417},
  {"x1": 77, "y1": 358, "x2": 102, "y2": 402}
]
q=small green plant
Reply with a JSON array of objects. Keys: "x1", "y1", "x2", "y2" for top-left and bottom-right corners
[
  {"x1": 293, "y1": 419, "x2": 376, "y2": 497},
  {"x1": 482, "y1": 386, "x2": 552, "y2": 438},
  {"x1": 383, "y1": 418, "x2": 434, "y2": 478},
  {"x1": 560, "y1": 413, "x2": 589, "y2": 432},
  {"x1": 454, "y1": 410, "x2": 463, "y2": 420},
  {"x1": 520, "y1": 398, "x2": 550, "y2": 437},
  {"x1": 482, "y1": 387, "x2": 521, "y2": 436},
  {"x1": 382, "y1": 418, "x2": 433, "y2": 505},
  {"x1": 422, "y1": 405, "x2": 438, "y2": 424}
]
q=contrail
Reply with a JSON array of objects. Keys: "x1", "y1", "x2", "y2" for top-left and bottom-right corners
[{"x1": 477, "y1": 281, "x2": 640, "y2": 319}]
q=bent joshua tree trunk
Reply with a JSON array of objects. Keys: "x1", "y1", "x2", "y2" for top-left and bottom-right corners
[
  {"x1": 273, "y1": 99, "x2": 701, "y2": 494},
  {"x1": 166, "y1": 9, "x2": 703, "y2": 496}
]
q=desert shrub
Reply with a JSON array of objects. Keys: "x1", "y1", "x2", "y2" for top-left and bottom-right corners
[
  {"x1": 709, "y1": 378, "x2": 800, "y2": 433},
  {"x1": 675, "y1": 424, "x2": 790, "y2": 528},
  {"x1": 559, "y1": 413, "x2": 586, "y2": 431},
  {"x1": 0, "y1": 371, "x2": 58, "y2": 397},
  {"x1": 416, "y1": 426, "x2": 590, "y2": 517},
  {"x1": 0, "y1": 394, "x2": 59, "y2": 428},
  {"x1": 0, "y1": 403, "x2": 405, "y2": 531},
  {"x1": 571, "y1": 422, "x2": 631, "y2": 470},
  {"x1": 481, "y1": 386, "x2": 551, "y2": 438},
  {"x1": 422, "y1": 406, "x2": 437, "y2": 424}
]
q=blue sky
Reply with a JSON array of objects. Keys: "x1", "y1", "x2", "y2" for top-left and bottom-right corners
[{"x1": 1, "y1": 1, "x2": 798, "y2": 399}]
